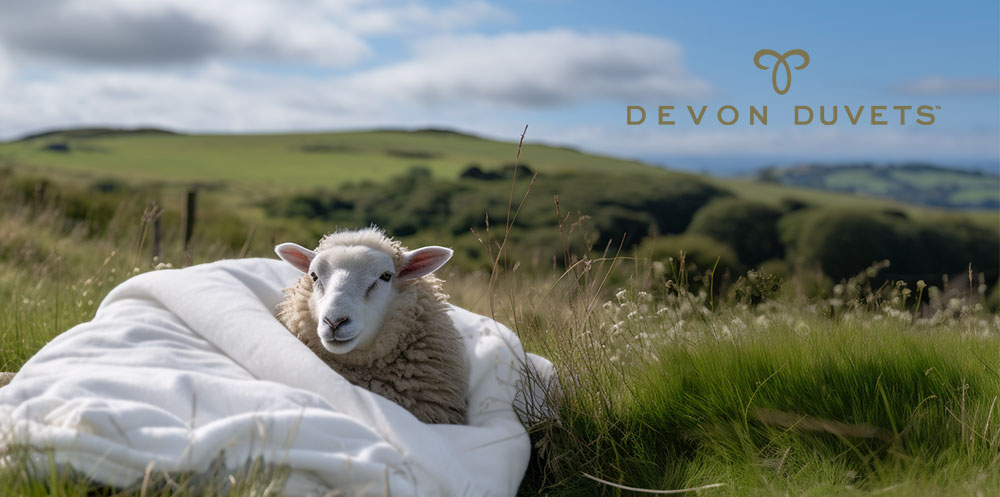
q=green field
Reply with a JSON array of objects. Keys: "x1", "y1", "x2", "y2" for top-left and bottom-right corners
[
  {"x1": 2, "y1": 129, "x2": 996, "y2": 223},
  {"x1": 1, "y1": 129, "x2": 1000, "y2": 496},
  {"x1": 761, "y1": 163, "x2": 1000, "y2": 210},
  {"x1": 0, "y1": 129, "x2": 652, "y2": 187}
]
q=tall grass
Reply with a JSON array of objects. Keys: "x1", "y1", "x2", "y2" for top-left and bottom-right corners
[
  {"x1": 1, "y1": 166, "x2": 999, "y2": 496},
  {"x1": 452, "y1": 147, "x2": 1000, "y2": 495},
  {"x1": 458, "y1": 248, "x2": 998, "y2": 496}
]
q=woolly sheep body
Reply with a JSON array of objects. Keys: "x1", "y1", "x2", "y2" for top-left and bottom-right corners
[{"x1": 274, "y1": 228, "x2": 468, "y2": 425}]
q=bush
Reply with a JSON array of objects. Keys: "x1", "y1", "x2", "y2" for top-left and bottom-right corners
[
  {"x1": 541, "y1": 174, "x2": 729, "y2": 241},
  {"x1": 915, "y1": 220, "x2": 1000, "y2": 282},
  {"x1": 267, "y1": 194, "x2": 329, "y2": 219},
  {"x1": 784, "y1": 209, "x2": 1000, "y2": 285},
  {"x1": 788, "y1": 210, "x2": 918, "y2": 281},
  {"x1": 636, "y1": 234, "x2": 741, "y2": 275},
  {"x1": 687, "y1": 198, "x2": 783, "y2": 266},
  {"x1": 588, "y1": 206, "x2": 655, "y2": 249}
]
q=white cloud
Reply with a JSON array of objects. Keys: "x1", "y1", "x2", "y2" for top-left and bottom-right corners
[
  {"x1": 0, "y1": 47, "x2": 10, "y2": 88},
  {"x1": 343, "y1": 30, "x2": 712, "y2": 107},
  {"x1": 0, "y1": 0, "x2": 512, "y2": 67},
  {"x1": 0, "y1": 66, "x2": 378, "y2": 137},
  {"x1": 342, "y1": 1, "x2": 513, "y2": 35},
  {"x1": 0, "y1": 3, "x2": 991, "y2": 163},
  {"x1": 2, "y1": 61, "x2": 996, "y2": 162},
  {"x1": 0, "y1": 29, "x2": 713, "y2": 138},
  {"x1": 896, "y1": 76, "x2": 1000, "y2": 96}
]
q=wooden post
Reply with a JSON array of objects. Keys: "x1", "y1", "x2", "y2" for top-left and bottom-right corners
[{"x1": 184, "y1": 188, "x2": 197, "y2": 263}]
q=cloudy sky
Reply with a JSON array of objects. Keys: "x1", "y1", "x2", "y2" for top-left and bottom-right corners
[{"x1": 0, "y1": 0, "x2": 997, "y2": 171}]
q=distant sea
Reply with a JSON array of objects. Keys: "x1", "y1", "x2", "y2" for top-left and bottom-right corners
[{"x1": 640, "y1": 155, "x2": 1000, "y2": 178}]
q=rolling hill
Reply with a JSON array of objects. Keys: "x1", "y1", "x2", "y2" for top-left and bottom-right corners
[
  {"x1": 0, "y1": 127, "x2": 995, "y2": 231},
  {"x1": 757, "y1": 163, "x2": 1000, "y2": 209},
  {"x1": 0, "y1": 127, "x2": 653, "y2": 189}
]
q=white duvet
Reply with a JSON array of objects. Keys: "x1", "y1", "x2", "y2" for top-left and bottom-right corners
[{"x1": 0, "y1": 258, "x2": 552, "y2": 496}]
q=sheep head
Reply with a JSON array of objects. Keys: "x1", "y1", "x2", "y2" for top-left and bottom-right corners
[{"x1": 275, "y1": 241, "x2": 453, "y2": 355}]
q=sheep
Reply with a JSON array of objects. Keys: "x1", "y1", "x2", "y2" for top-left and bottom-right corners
[{"x1": 273, "y1": 227, "x2": 468, "y2": 425}]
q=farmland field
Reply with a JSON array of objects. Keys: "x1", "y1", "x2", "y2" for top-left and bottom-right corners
[
  {"x1": 1, "y1": 129, "x2": 999, "y2": 496},
  {"x1": 761, "y1": 163, "x2": 1000, "y2": 210},
  {"x1": 0, "y1": 129, "x2": 653, "y2": 186}
]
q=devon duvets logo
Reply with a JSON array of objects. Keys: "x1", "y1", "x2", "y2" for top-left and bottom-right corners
[
  {"x1": 625, "y1": 48, "x2": 940, "y2": 127},
  {"x1": 753, "y1": 49, "x2": 810, "y2": 95}
]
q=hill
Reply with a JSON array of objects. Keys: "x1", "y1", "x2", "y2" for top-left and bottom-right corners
[
  {"x1": 756, "y1": 163, "x2": 1000, "y2": 209},
  {"x1": 0, "y1": 127, "x2": 994, "y2": 222},
  {"x1": 16, "y1": 127, "x2": 179, "y2": 141},
  {"x1": 0, "y1": 127, "x2": 654, "y2": 189}
]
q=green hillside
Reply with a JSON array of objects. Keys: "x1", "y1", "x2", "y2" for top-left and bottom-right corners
[
  {"x1": 1, "y1": 128, "x2": 995, "y2": 225},
  {"x1": 0, "y1": 128, "x2": 654, "y2": 189},
  {"x1": 758, "y1": 163, "x2": 1000, "y2": 209}
]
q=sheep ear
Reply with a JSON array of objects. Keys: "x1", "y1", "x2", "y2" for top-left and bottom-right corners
[
  {"x1": 399, "y1": 246, "x2": 453, "y2": 281},
  {"x1": 275, "y1": 243, "x2": 315, "y2": 273}
]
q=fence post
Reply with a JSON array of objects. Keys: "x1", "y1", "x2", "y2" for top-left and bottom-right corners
[{"x1": 184, "y1": 188, "x2": 197, "y2": 264}]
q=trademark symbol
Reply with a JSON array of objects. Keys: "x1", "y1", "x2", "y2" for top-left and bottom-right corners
[{"x1": 935, "y1": 106, "x2": 941, "y2": 110}]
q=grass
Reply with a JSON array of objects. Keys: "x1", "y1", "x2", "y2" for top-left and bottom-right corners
[
  {"x1": 453, "y1": 240, "x2": 1000, "y2": 496},
  {"x1": 1, "y1": 128, "x2": 996, "y2": 230},
  {"x1": 826, "y1": 169, "x2": 894, "y2": 193},
  {"x1": 763, "y1": 163, "x2": 1000, "y2": 210},
  {"x1": 1, "y1": 136, "x2": 999, "y2": 495},
  {"x1": 0, "y1": 130, "x2": 654, "y2": 187}
]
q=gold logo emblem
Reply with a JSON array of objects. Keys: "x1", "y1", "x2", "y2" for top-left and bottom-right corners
[{"x1": 754, "y1": 49, "x2": 810, "y2": 95}]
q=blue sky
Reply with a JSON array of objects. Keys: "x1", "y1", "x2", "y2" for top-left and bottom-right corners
[{"x1": 0, "y1": 0, "x2": 996, "y2": 172}]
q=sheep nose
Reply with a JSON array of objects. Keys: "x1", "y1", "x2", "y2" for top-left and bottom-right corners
[{"x1": 323, "y1": 316, "x2": 351, "y2": 331}]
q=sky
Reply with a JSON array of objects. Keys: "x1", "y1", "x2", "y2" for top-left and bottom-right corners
[{"x1": 0, "y1": 0, "x2": 997, "y2": 173}]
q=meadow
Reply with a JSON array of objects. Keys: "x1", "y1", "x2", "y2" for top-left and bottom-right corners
[
  {"x1": 0, "y1": 129, "x2": 999, "y2": 496},
  {"x1": 761, "y1": 163, "x2": 1000, "y2": 209}
]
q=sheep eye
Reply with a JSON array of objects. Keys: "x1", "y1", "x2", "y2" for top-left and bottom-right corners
[
  {"x1": 380, "y1": 272, "x2": 393, "y2": 282},
  {"x1": 310, "y1": 272, "x2": 318, "y2": 282}
]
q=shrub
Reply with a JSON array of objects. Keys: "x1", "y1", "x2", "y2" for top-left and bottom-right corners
[
  {"x1": 779, "y1": 197, "x2": 810, "y2": 212},
  {"x1": 636, "y1": 234, "x2": 741, "y2": 275},
  {"x1": 915, "y1": 220, "x2": 1000, "y2": 282},
  {"x1": 789, "y1": 210, "x2": 918, "y2": 281},
  {"x1": 266, "y1": 194, "x2": 329, "y2": 219},
  {"x1": 784, "y1": 209, "x2": 1000, "y2": 285},
  {"x1": 687, "y1": 198, "x2": 783, "y2": 266},
  {"x1": 587, "y1": 206, "x2": 655, "y2": 250}
]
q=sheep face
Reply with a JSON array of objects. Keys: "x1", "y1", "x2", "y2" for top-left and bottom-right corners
[{"x1": 275, "y1": 241, "x2": 453, "y2": 355}]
